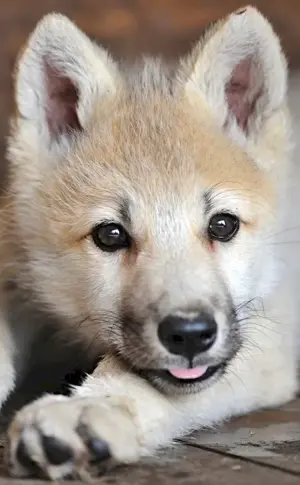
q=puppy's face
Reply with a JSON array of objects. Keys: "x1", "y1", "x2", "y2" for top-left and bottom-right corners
[{"x1": 9, "y1": 8, "x2": 289, "y2": 394}]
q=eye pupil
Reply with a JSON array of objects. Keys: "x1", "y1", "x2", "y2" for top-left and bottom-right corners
[
  {"x1": 92, "y1": 223, "x2": 130, "y2": 252},
  {"x1": 208, "y1": 213, "x2": 239, "y2": 242}
]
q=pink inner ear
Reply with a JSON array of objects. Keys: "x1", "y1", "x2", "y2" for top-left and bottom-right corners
[
  {"x1": 225, "y1": 57, "x2": 262, "y2": 132},
  {"x1": 45, "y1": 63, "x2": 82, "y2": 138}
]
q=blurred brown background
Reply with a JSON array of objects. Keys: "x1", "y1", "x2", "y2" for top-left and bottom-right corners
[{"x1": 1, "y1": 0, "x2": 300, "y2": 177}]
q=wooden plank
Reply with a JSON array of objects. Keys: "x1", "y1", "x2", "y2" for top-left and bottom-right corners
[
  {"x1": 0, "y1": 443, "x2": 299, "y2": 485},
  {"x1": 184, "y1": 399, "x2": 300, "y2": 474}
]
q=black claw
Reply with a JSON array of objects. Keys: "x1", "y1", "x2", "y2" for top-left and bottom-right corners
[
  {"x1": 77, "y1": 423, "x2": 111, "y2": 463},
  {"x1": 41, "y1": 435, "x2": 73, "y2": 465},
  {"x1": 87, "y1": 438, "x2": 111, "y2": 462},
  {"x1": 16, "y1": 438, "x2": 40, "y2": 472}
]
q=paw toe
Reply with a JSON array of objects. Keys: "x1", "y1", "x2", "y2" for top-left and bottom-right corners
[
  {"x1": 77, "y1": 423, "x2": 111, "y2": 462},
  {"x1": 15, "y1": 438, "x2": 40, "y2": 474},
  {"x1": 87, "y1": 438, "x2": 111, "y2": 462},
  {"x1": 41, "y1": 435, "x2": 74, "y2": 465}
]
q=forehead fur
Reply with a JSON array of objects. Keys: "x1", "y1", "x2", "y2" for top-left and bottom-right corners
[{"x1": 41, "y1": 59, "x2": 271, "y2": 210}]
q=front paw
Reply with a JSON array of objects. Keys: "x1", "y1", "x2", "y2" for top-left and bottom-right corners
[{"x1": 7, "y1": 394, "x2": 140, "y2": 480}]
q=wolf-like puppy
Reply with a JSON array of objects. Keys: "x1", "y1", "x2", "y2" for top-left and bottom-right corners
[{"x1": 1, "y1": 5, "x2": 298, "y2": 480}]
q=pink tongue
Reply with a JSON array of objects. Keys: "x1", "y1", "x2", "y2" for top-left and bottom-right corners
[{"x1": 169, "y1": 366, "x2": 208, "y2": 380}]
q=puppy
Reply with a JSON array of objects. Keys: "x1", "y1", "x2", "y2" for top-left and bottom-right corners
[{"x1": 0, "y1": 5, "x2": 298, "y2": 480}]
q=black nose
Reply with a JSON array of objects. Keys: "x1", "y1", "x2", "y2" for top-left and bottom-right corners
[{"x1": 158, "y1": 313, "x2": 217, "y2": 359}]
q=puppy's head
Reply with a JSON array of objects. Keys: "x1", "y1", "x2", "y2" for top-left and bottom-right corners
[{"x1": 7, "y1": 7, "x2": 290, "y2": 394}]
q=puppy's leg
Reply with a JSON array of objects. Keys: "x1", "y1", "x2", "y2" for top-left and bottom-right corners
[
  {"x1": 7, "y1": 338, "x2": 297, "y2": 481},
  {"x1": 0, "y1": 313, "x2": 15, "y2": 408}
]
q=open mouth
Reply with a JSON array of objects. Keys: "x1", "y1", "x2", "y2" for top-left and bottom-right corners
[
  {"x1": 167, "y1": 364, "x2": 219, "y2": 382},
  {"x1": 157, "y1": 364, "x2": 223, "y2": 385},
  {"x1": 139, "y1": 363, "x2": 225, "y2": 391}
]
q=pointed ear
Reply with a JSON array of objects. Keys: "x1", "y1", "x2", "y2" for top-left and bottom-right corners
[
  {"x1": 14, "y1": 13, "x2": 119, "y2": 148},
  {"x1": 180, "y1": 6, "x2": 287, "y2": 142}
]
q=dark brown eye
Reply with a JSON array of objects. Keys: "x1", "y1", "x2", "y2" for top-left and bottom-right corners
[
  {"x1": 208, "y1": 213, "x2": 240, "y2": 242},
  {"x1": 92, "y1": 223, "x2": 130, "y2": 252}
]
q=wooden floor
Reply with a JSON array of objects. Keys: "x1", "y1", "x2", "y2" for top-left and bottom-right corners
[
  {"x1": 1, "y1": 0, "x2": 300, "y2": 483},
  {"x1": 0, "y1": 398, "x2": 299, "y2": 484}
]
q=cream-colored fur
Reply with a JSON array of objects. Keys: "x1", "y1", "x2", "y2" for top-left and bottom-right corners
[{"x1": 1, "y1": 5, "x2": 299, "y2": 480}]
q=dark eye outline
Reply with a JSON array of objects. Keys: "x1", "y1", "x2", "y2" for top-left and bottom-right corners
[
  {"x1": 208, "y1": 213, "x2": 240, "y2": 242},
  {"x1": 91, "y1": 222, "x2": 131, "y2": 252}
]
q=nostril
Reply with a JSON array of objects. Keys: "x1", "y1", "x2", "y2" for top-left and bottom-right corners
[
  {"x1": 199, "y1": 329, "x2": 215, "y2": 343},
  {"x1": 172, "y1": 334, "x2": 184, "y2": 344}
]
